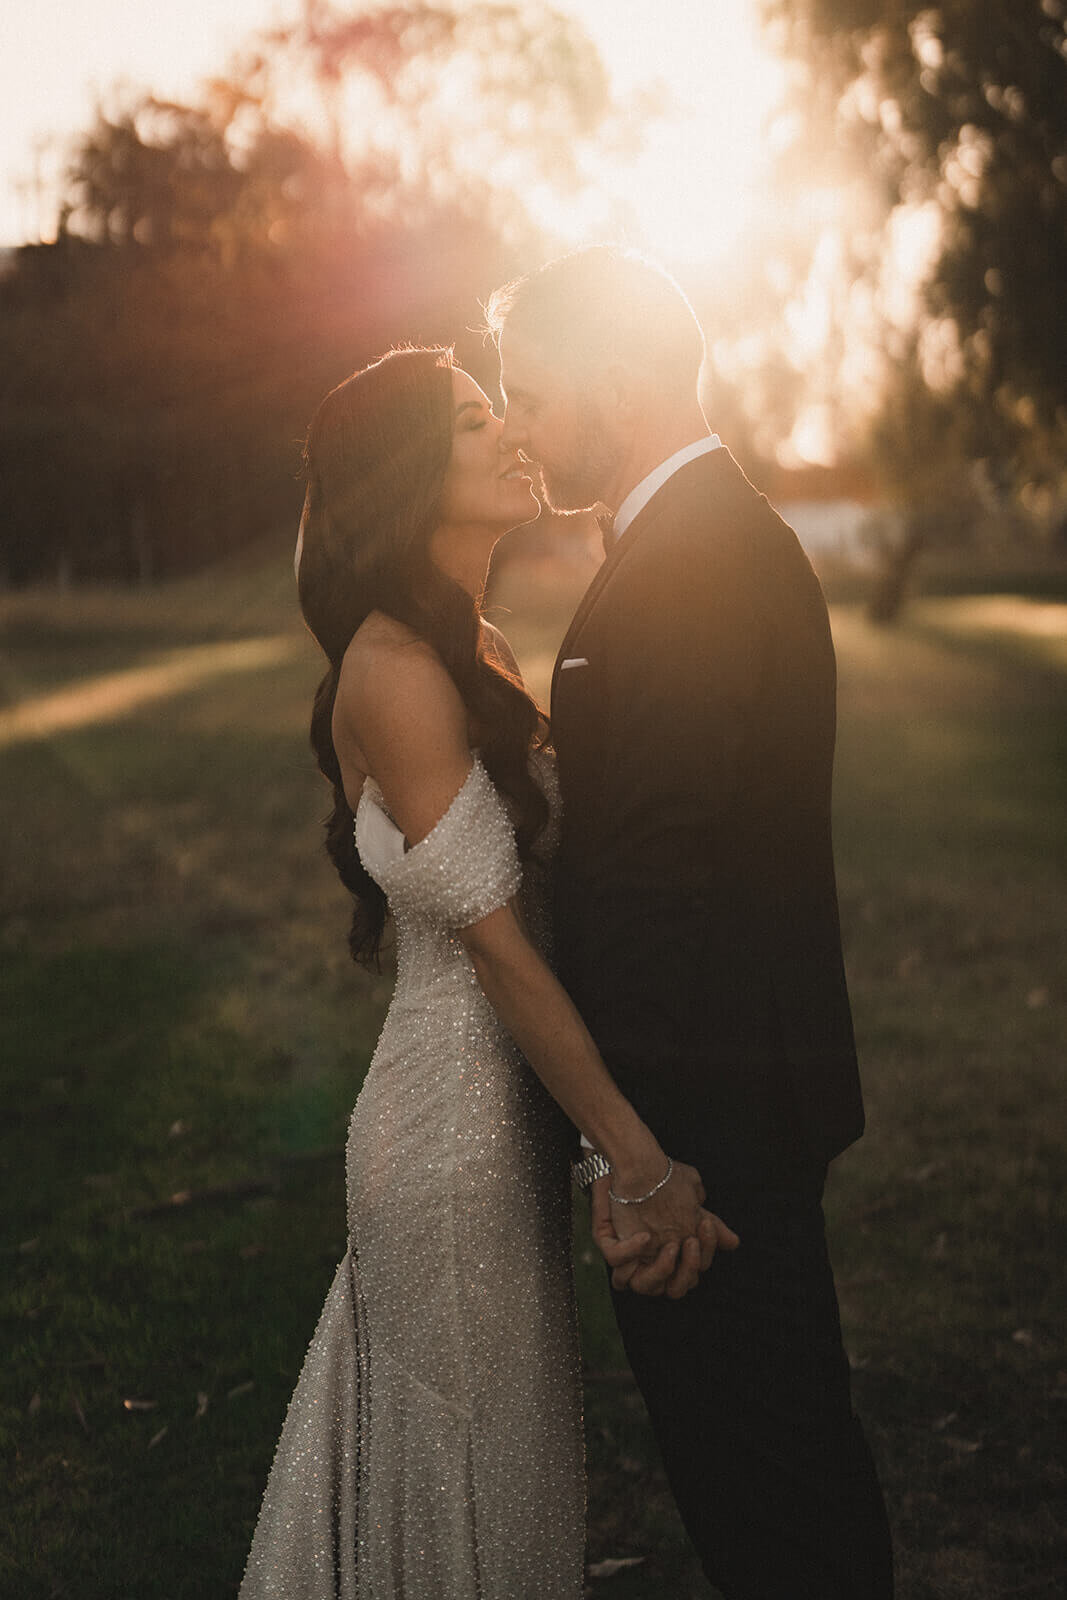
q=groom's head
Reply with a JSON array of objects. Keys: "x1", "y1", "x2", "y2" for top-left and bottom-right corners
[{"x1": 486, "y1": 246, "x2": 705, "y2": 514}]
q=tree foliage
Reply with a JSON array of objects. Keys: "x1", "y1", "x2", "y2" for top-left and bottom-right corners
[
  {"x1": 760, "y1": 0, "x2": 1067, "y2": 617},
  {"x1": 1, "y1": 3, "x2": 623, "y2": 585},
  {"x1": 766, "y1": 0, "x2": 1067, "y2": 452}
]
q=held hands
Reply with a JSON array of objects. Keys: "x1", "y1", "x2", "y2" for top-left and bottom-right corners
[{"x1": 590, "y1": 1164, "x2": 739, "y2": 1299}]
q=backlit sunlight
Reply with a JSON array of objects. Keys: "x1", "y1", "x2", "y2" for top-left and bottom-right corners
[
  {"x1": 1, "y1": 0, "x2": 953, "y2": 471},
  {"x1": 0, "y1": 635, "x2": 302, "y2": 748},
  {"x1": 494, "y1": 0, "x2": 790, "y2": 264}
]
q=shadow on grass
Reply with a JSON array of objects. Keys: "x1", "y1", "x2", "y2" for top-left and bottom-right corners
[
  {"x1": 2, "y1": 941, "x2": 365, "y2": 1599},
  {"x1": 2, "y1": 582, "x2": 1065, "y2": 1597}
]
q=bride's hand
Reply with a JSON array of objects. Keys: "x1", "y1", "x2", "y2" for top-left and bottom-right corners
[{"x1": 591, "y1": 1165, "x2": 739, "y2": 1299}]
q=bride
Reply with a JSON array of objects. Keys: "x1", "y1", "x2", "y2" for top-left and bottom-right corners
[{"x1": 239, "y1": 345, "x2": 736, "y2": 1598}]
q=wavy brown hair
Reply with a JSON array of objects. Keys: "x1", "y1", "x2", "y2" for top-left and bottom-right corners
[{"x1": 297, "y1": 345, "x2": 548, "y2": 966}]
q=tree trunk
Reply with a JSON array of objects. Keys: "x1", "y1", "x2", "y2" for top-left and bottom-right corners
[{"x1": 867, "y1": 523, "x2": 925, "y2": 624}]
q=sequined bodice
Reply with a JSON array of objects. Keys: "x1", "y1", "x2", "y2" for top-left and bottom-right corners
[{"x1": 355, "y1": 748, "x2": 560, "y2": 1002}]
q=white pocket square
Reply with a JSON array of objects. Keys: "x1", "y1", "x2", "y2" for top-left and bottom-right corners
[{"x1": 560, "y1": 657, "x2": 589, "y2": 670}]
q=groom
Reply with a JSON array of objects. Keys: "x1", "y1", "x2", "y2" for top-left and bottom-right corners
[{"x1": 487, "y1": 248, "x2": 893, "y2": 1599}]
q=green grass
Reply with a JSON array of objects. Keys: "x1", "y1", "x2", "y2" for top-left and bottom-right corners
[{"x1": 2, "y1": 547, "x2": 1065, "y2": 1598}]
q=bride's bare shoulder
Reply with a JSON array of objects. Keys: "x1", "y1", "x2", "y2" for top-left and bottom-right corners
[
  {"x1": 342, "y1": 612, "x2": 441, "y2": 686},
  {"x1": 345, "y1": 609, "x2": 429, "y2": 661},
  {"x1": 337, "y1": 612, "x2": 462, "y2": 733},
  {"x1": 335, "y1": 614, "x2": 472, "y2": 828}
]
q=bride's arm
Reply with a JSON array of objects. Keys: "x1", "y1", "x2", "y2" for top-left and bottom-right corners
[
  {"x1": 336, "y1": 625, "x2": 737, "y2": 1297},
  {"x1": 459, "y1": 900, "x2": 737, "y2": 1294}
]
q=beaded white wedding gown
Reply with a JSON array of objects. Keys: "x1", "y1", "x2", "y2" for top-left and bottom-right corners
[{"x1": 239, "y1": 752, "x2": 585, "y2": 1599}]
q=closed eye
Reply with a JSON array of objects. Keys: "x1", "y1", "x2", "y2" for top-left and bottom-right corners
[{"x1": 454, "y1": 400, "x2": 495, "y2": 431}]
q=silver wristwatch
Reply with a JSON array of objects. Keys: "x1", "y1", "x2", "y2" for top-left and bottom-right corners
[{"x1": 571, "y1": 1150, "x2": 612, "y2": 1191}]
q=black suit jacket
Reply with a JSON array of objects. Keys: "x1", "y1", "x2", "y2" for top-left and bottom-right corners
[{"x1": 550, "y1": 447, "x2": 864, "y2": 1188}]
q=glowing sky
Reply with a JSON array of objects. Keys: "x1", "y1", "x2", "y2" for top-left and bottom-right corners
[{"x1": 0, "y1": 0, "x2": 786, "y2": 255}]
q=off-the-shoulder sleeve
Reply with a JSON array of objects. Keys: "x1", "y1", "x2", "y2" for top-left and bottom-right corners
[{"x1": 358, "y1": 758, "x2": 522, "y2": 932}]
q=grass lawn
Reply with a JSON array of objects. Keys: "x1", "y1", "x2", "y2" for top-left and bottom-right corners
[{"x1": 1, "y1": 546, "x2": 1064, "y2": 1599}]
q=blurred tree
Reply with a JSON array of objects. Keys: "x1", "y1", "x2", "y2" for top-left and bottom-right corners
[
  {"x1": 60, "y1": 98, "x2": 331, "y2": 263},
  {"x1": 254, "y1": 0, "x2": 617, "y2": 211},
  {"x1": 764, "y1": 1, "x2": 1067, "y2": 464},
  {"x1": 858, "y1": 337, "x2": 983, "y2": 620},
  {"x1": 1, "y1": 2, "x2": 624, "y2": 586},
  {"x1": 765, "y1": 0, "x2": 1067, "y2": 437},
  {"x1": 763, "y1": 0, "x2": 1067, "y2": 615}
]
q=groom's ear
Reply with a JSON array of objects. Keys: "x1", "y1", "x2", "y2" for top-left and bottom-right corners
[{"x1": 598, "y1": 363, "x2": 641, "y2": 424}]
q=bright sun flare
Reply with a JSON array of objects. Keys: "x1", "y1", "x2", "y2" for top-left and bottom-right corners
[
  {"x1": 3, "y1": 0, "x2": 786, "y2": 266},
  {"x1": 531, "y1": 0, "x2": 789, "y2": 263},
  {"x1": 2, "y1": 0, "x2": 936, "y2": 473}
]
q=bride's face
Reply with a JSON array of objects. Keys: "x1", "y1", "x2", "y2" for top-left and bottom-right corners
[{"x1": 437, "y1": 369, "x2": 538, "y2": 533}]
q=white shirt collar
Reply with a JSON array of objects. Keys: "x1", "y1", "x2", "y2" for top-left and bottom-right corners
[{"x1": 611, "y1": 434, "x2": 723, "y2": 542}]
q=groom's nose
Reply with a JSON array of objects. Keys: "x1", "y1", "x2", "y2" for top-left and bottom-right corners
[{"x1": 498, "y1": 406, "x2": 525, "y2": 455}]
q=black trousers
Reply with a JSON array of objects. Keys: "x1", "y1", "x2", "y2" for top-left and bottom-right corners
[{"x1": 610, "y1": 1185, "x2": 894, "y2": 1599}]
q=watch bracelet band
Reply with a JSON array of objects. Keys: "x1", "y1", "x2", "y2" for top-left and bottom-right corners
[{"x1": 571, "y1": 1150, "x2": 612, "y2": 1191}]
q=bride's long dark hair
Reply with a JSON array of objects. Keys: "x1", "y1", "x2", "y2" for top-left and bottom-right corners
[{"x1": 297, "y1": 345, "x2": 548, "y2": 967}]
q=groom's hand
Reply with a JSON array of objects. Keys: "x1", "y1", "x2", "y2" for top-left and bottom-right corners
[{"x1": 590, "y1": 1174, "x2": 739, "y2": 1298}]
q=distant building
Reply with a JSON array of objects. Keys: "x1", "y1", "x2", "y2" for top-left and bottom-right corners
[{"x1": 762, "y1": 462, "x2": 890, "y2": 568}]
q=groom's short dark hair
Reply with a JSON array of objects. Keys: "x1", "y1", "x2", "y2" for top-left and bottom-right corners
[{"x1": 485, "y1": 246, "x2": 705, "y2": 396}]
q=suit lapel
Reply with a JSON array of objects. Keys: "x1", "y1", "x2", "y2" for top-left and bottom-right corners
[
  {"x1": 550, "y1": 498, "x2": 664, "y2": 707},
  {"x1": 551, "y1": 546, "x2": 616, "y2": 704},
  {"x1": 550, "y1": 450, "x2": 738, "y2": 708}
]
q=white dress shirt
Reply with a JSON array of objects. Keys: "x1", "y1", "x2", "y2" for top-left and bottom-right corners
[{"x1": 610, "y1": 433, "x2": 723, "y2": 543}]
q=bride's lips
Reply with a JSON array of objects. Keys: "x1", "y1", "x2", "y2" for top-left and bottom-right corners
[{"x1": 499, "y1": 463, "x2": 531, "y2": 481}]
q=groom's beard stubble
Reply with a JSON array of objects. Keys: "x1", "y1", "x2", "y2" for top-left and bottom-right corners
[{"x1": 537, "y1": 407, "x2": 626, "y2": 515}]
